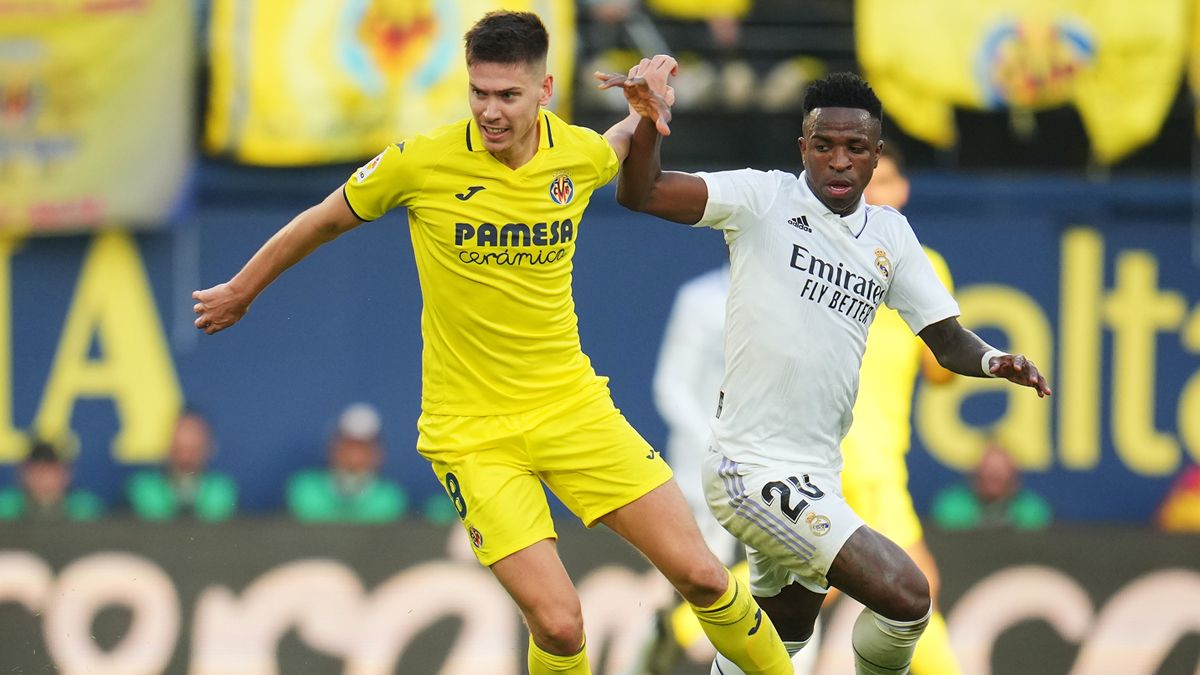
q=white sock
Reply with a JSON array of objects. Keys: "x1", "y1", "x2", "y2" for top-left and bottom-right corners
[
  {"x1": 711, "y1": 653, "x2": 743, "y2": 674},
  {"x1": 788, "y1": 618, "x2": 822, "y2": 674},
  {"x1": 850, "y1": 607, "x2": 931, "y2": 674}
]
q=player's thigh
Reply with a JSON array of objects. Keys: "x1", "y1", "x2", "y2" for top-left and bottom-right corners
[
  {"x1": 826, "y1": 525, "x2": 930, "y2": 621},
  {"x1": 842, "y1": 471, "x2": 924, "y2": 551},
  {"x1": 527, "y1": 384, "x2": 673, "y2": 526},
  {"x1": 702, "y1": 451, "x2": 863, "y2": 597},
  {"x1": 417, "y1": 413, "x2": 555, "y2": 566}
]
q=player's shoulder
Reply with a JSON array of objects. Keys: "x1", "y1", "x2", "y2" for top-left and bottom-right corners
[
  {"x1": 545, "y1": 110, "x2": 613, "y2": 160},
  {"x1": 864, "y1": 204, "x2": 917, "y2": 237},
  {"x1": 404, "y1": 118, "x2": 473, "y2": 156},
  {"x1": 698, "y1": 167, "x2": 798, "y2": 199}
]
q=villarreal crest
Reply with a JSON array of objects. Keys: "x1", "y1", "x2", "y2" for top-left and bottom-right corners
[{"x1": 549, "y1": 174, "x2": 574, "y2": 205}]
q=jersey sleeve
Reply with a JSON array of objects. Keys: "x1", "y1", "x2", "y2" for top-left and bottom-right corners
[
  {"x1": 342, "y1": 140, "x2": 432, "y2": 221},
  {"x1": 923, "y1": 246, "x2": 955, "y2": 294},
  {"x1": 694, "y1": 169, "x2": 782, "y2": 238},
  {"x1": 592, "y1": 131, "x2": 620, "y2": 187},
  {"x1": 884, "y1": 219, "x2": 960, "y2": 334}
]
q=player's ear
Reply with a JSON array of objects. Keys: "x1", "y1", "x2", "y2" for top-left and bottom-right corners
[{"x1": 540, "y1": 74, "x2": 553, "y2": 106}]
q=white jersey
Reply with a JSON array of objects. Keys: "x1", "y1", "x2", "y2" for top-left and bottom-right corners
[{"x1": 695, "y1": 169, "x2": 959, "y2": 472}]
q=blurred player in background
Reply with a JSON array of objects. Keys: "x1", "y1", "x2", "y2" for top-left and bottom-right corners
[
  {"x1": 192, "y1": 12, "x2": 791, "y2": 675},
  {"x1": 611, "y1": 67, "x2": 1050, "y2": 674}
]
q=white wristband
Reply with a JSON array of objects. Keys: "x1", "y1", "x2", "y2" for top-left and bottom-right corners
[{"x1": 981, "y1": 349, "x2": 1007, "y2": 377}]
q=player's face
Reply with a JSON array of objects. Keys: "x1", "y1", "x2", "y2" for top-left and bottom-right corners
[
  {"x1": 467, "y1": 60, "x2": 553, "y2": 165},
  {"x1": 798, "y1": 107, "x2": 882, "y2": 215},
  {"x1": 863, "y1": 154, "x2": 910, "y2": 211}
]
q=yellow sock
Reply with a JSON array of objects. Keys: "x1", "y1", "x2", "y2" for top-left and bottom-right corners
[
  {"x1": 528, "y1": 635, "x2": 590, "y2": 674},
  {"x1": 689, "y1": 568, "x2": 792, "y2": 675},
  {"x1": 911, "y1": 610, "x2": 962, "y2": 675},
  {"x1": 671, "y1": 560, "x2": 751, "y2": 649}
]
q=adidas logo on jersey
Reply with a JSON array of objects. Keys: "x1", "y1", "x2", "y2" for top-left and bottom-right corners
[{"x1": 788, "y1": 215, "x2": 812, "y2": 232}]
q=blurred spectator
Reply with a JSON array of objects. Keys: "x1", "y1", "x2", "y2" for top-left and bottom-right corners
[
  {"x1": 287, "y1": 403, "x2": 407, "y2": 523},
  {"x1": 126, "y1": 409, "x2": 237, "y2": 522},
  {"x1": 931, "y1": 440, "x2": 1051, "y2": 531},
  {"x1": 1156, "y1": 463, "x2": 1200, "y2": 532},
  {"x1": 646, "y1": 0, "x2": 754, "y2": 109},
  {"x1": 0, "y1": 439, "x2": 103, "y2": 521}
]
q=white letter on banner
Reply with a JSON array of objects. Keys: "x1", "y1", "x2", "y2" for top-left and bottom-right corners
[
  {"x1": 191, "y1": 559, "x2": 365, "y2": 675},
  {"x1": 946, "y1": 565, "x2": 1092, "y2": 675},
  {"x1": 43, "y1": 552, "x2": 180, "y2": 675},
  {"x1": 346, "y1": 561, "x2": 518, "y2": 675},
  {"x1": 0, "y1": 551, "x2": 52, "y2": 611},
  {"x1": 576, "y1": 567, "x2": 676, "y2": 673},
  {"x1": 1070, "y1": 569, "x2": 1200, "y2": 675}
]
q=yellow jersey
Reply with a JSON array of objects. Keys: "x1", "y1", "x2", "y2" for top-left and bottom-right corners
[
  {"x1": 841, "y1": 247, "x2": 954, "y2": 476},
  {"x1": 343, "y1": 110, "x2": 620, "y2": 415}
]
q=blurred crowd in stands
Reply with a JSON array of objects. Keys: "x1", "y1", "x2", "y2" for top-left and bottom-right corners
[
  {"x1": 7, "y1": 405, "x2": 1198, "y2": 530},
  {"x1": 0, "y1": 402, "x2": 459, "y2": 525}
]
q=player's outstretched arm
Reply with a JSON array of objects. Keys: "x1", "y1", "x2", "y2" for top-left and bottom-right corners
[
  {"x1": 192, "y1": 186, "x2": 364, "y2": 334},
  {"x1": 918, "y1": 316, "x2": 1052, "y2": 397}
]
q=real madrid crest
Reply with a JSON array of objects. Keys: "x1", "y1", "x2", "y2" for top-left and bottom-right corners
[
  {"x1": 873, "y1": 247, "x2": 892, "y2": 280},
  {"x1": 549, "y1": 174, "x2": 574, "y2": 205},
  {"x1": 805, "y1": 512, "x2": 831, "y2": 536}
]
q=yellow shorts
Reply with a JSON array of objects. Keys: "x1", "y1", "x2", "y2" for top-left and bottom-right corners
[
  {"x1": 417, "y1": 382, "x2": 673, "y2": 566},
  {"x1": 840, "y1": 465, "x2": 924, "y2": 551}
]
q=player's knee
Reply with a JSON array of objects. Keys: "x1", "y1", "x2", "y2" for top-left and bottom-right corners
[
  {"x1": 673, "y1": 556, "x2": 730, "y2": 605},
  {"x1": 527, "y1": 606, "x2": 585, "y2": 655},
  {"x1": 888, "y1": 568, "x2": 931, "y2": 622}
]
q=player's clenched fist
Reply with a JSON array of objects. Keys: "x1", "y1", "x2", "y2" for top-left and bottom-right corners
[
  {"x1": 987, "y1": 353, "x2": 1052, "y2": 398},
  {"x1": 192, "y1": 283, "x2": 249, "y2": 334}
]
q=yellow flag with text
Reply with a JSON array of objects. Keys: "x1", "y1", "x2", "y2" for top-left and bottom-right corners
[
  {"x1": 0, "y1": 0, "x2": 193, "y2": 233},
  {"x1": 206, "y1": 0, "x2": 576, "y2": 166},
  {"x1": 857, "y1": 0, "x2": 1189, "y2": 164}
]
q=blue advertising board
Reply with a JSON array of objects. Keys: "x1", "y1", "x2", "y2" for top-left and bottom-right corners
[{"x1": 0, "y1": 166, "x2": 1196, "y2": 522}]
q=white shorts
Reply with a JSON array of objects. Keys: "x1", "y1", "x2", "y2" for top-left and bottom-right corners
[{"x1": 702, "y1": 447, "x2": 864, "y2": 597}]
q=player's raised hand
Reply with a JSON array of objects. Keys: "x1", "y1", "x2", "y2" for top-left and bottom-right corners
[
  {"x1": 595, "y1": 54, "x2": 678, "y2": 136},
  {"x1": 192, "y1": 283, "x2": 250, "y2": 335},
  {"x1": 988, "y1": 353, "x2": 1052, "y2": 398}
]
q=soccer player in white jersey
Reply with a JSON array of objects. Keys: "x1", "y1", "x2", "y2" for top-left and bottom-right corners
[{"x1": 608, "y1": 68, "x2": 1051, "y2": 674}]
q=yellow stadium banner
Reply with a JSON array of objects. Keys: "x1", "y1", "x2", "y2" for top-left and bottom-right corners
[
  {"x1": 0, "y1": 0, "x2": 194, "y2": 234},
  {"x1": 857, "y1": 0, "x2": 1190, "y2": 165},
  {"x1": 206, "y1": 0, "x2": 576, "y2": 166}
]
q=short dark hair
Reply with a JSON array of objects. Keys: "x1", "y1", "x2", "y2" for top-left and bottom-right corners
[
  {"x1": 26, "y1": 440, "x2": 61, "y2": 465},
  {"x1": 464, "y1": 11, "x2": 549, "y2": 66},
  {"x1": 802, "y1": 72, "x2": 883, "y2": 121}
]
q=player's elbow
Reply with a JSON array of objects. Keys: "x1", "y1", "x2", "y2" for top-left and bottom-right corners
[{"x1": 615, "y1": 181, "x2": 650, "y2": 212}]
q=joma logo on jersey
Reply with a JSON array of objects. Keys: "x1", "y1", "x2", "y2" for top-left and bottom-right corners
[
  {"x1": 455, "y1": 220, "x2": 575, "y2": 247},
  {"x1": 549, "y1": 174, "x2": 574, "y2": 205}
]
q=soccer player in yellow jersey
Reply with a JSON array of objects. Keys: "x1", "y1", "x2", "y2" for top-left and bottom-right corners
[
  {"x1": 191, "y1": 12, "x2": 791, "y2": 675},
  {"x1": 836, "y1": 144, "x2": 964, "y2": 675}
]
